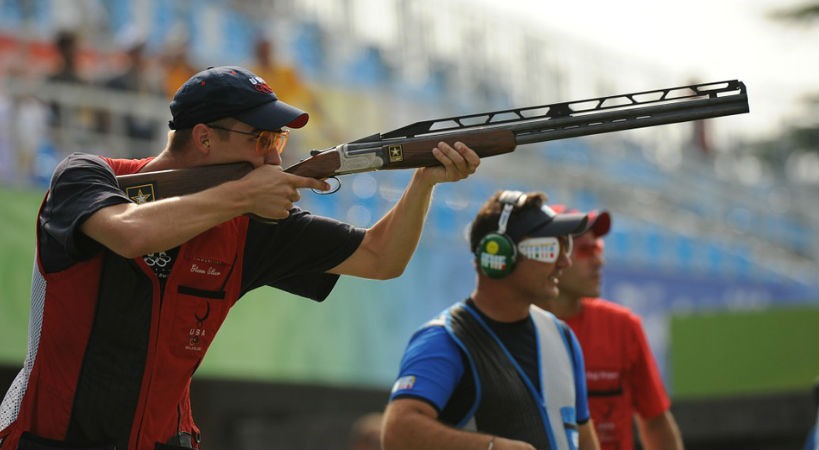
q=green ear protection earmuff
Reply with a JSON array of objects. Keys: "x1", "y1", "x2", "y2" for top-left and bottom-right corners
[{"x1": 476, "y1": 191, "x2": 527, "y2": 279}]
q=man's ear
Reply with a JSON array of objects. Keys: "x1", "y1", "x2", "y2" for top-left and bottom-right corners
[{"x1": 191, "y1": 123, "x2": 211, "y2": 154}]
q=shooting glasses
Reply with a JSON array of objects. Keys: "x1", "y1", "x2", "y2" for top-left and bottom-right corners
[
  {"x1": 208, "y1": 125, "x2": 290, "y2": 156},
  {"x1": 517, "y1": 236, "x2": 573, "y2": 264}
]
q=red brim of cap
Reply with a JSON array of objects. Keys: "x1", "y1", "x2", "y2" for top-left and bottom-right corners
[
  {"x1": 587, "y1": 210, "x2": 611, "y2": 237},
  {"x1": 287, "y1": 113, "x2": 309, "y2": 128}
]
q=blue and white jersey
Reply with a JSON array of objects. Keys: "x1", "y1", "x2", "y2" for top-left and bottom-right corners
[{"x1": 389, "y1": 300, "x2": 589, "y2": 450}]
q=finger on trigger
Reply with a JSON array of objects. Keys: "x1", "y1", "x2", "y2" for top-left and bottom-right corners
[
  {"x1": 290, "y1": 174, "x2": 327, "y2": 191},
  {"x1": 316, "y1": 179, "x2": 332, "y2": 191}
]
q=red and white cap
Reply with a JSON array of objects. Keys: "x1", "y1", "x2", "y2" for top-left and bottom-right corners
[{"x1": 550, "y1": 204, "x2": 611, "y2": 237}]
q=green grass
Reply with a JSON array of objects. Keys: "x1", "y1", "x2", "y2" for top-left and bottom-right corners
[
  {"x1": 0, "y1": 186, "x2": 45, "y2": 362},
  {"x1": 670, "y1": 306, "x2": 819, "y2": 399}
]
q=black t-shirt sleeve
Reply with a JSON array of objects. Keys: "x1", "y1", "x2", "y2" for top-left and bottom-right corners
[
  {"x1": 242, "y1": 208, "x2": 365, "y2": 301},
  {"x1": 39, "y1": 153, "x2": 132, "y2": 272}
]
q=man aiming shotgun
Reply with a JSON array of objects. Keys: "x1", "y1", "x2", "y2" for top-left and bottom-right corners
[
  {"x1": 117, "y1": 79, "x2": 749, "y2": 199},
  {"x1": 0, "y1": 65, "x2": 480, "y2": 450}
]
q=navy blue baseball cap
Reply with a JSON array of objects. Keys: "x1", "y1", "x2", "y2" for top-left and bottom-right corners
[
  {"x1": 506, "y1": 203, "x2": 590, "y2": 243},
  {"x1": 168, "y1": 65, "x2": 309, "y2": 130}
]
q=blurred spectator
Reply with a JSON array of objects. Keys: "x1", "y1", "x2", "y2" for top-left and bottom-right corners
[
  {"x1": 46, "y1": 29, "x2": 103, "y2": 137},
  {"x1": 160, "y1": 24, "x2": 197, "y2": 99},
  {"x1": 249, "y1": 33, "x2": 342, "y2": 164},
  {"x1": 250, "y1": 34, "x2": 317, "y2": 109},
  {"x1": 348, "y1": 412, "x2": 383, "y2": 450},
  {"x1": 103, "y1": 25, "x2": 165, "y2": 156},
  {"x1": 12, "y1": 95, "x2": 50, "y2": 184},
  {"x1": 0, "y1": 42, "x2": 18, "y2": 181},
  {"x1": 49, "y1": 29, "x2": 83, "y2": 85},
  {"x1": 0, "y1": 38, "x2": 51, "y2": 185},
  {"x1": 0, "y1": 79, "x2": 12, "y2": 182}
]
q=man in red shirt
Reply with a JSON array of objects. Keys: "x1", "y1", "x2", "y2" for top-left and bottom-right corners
[{"x1": 537, "y1": 206, "x2": 684, "y2": 450}]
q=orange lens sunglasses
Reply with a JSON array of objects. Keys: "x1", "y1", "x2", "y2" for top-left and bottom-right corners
[{"x1": 208, "y1": 125, "x2": 290, "y2": 155}]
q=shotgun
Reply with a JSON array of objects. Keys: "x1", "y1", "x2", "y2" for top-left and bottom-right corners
[{"x1": 116, "y1": 80, "x2": 749, "y2": 200}]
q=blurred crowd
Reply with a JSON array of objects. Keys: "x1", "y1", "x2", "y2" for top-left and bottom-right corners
[
  {"x1": 0, "y1": 24, "x2": 333, "y2": 186},
  {"x1": 0, "y1": 26, "x2": 187, "y2": 185}
]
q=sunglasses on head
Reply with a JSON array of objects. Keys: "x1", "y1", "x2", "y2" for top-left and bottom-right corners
[{"x1": 208, "y1": 124, "x2": 290, "y2": 155}]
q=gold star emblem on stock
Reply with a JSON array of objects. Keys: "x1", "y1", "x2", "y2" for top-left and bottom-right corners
[
  {"x1": 388, "y1": 144, "x2": 404, "y2": 162},
  {"x1": 126, "y1": 184, "x2": 155, "y2": 205}
]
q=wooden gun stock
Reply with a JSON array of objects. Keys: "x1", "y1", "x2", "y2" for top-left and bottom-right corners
[{"x1": 116, "y1": 162, "x2": 254, "y2": 202}]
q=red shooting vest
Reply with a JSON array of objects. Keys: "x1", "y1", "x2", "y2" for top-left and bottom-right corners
[{"x1": 1, "y1": 158, "x2": 249, "y2": 450}]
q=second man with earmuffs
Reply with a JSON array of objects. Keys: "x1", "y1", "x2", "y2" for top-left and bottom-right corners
[{"x1": 381, "y1": 190, "x2": 601, "y2": 450}]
